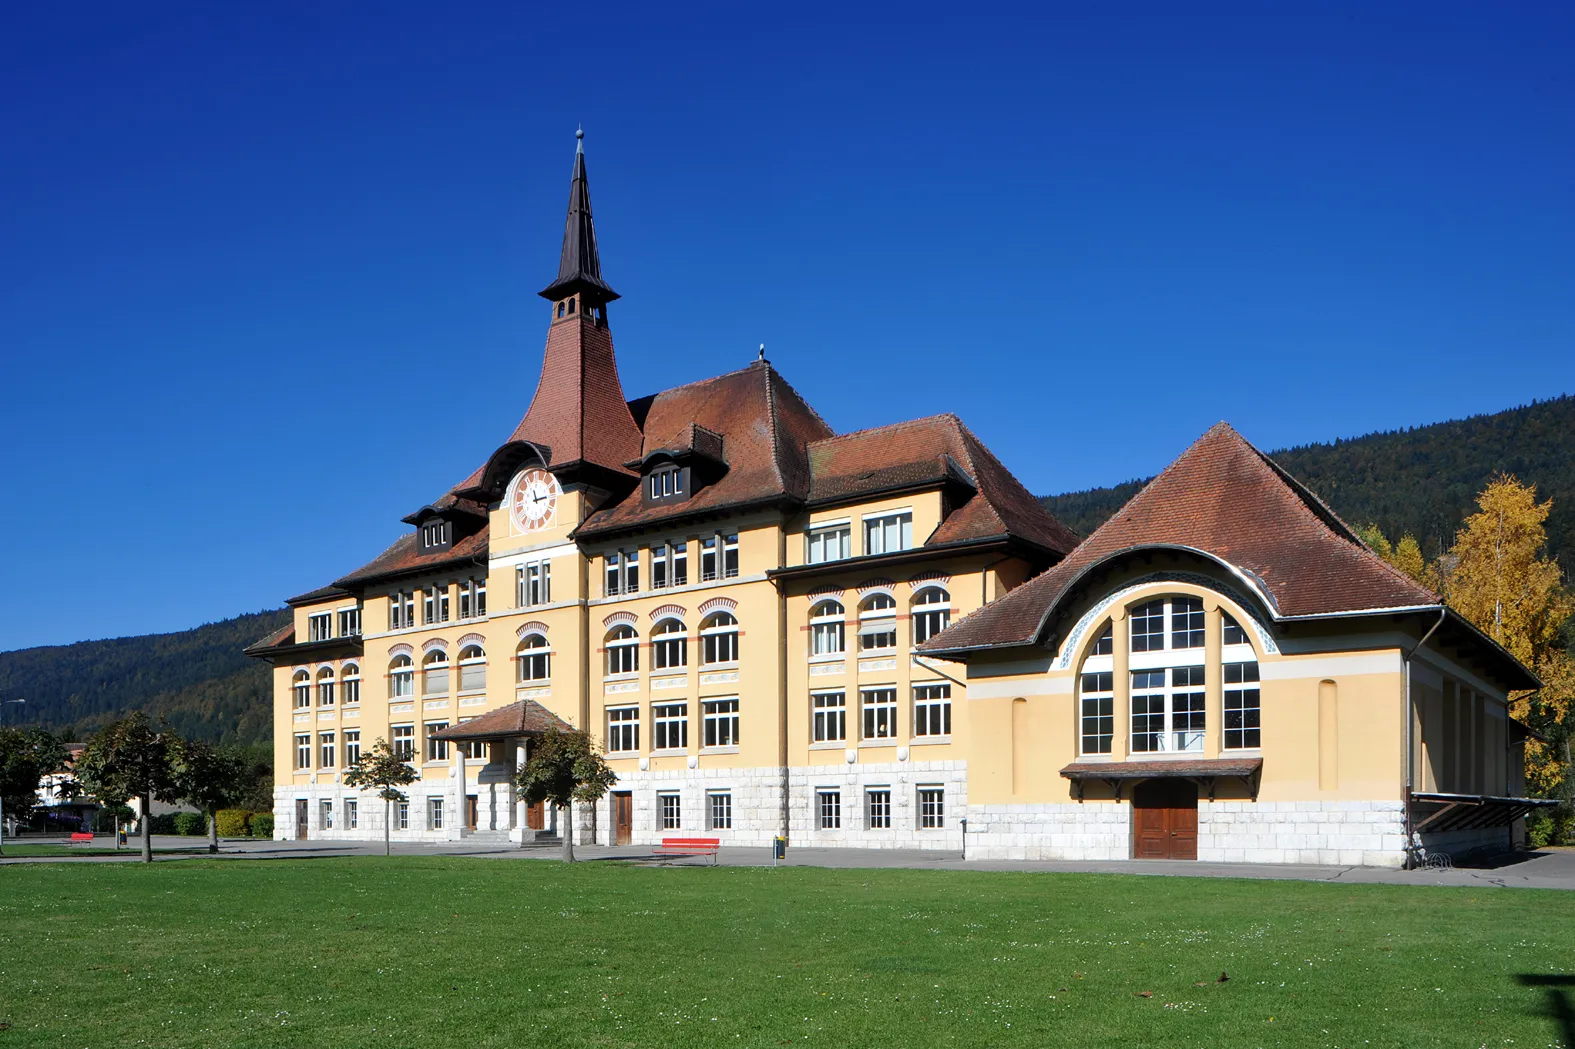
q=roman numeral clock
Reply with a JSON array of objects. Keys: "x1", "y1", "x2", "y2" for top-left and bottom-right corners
[{"x1": 508, "y1": 468, "x2": 560, "y2": 534}]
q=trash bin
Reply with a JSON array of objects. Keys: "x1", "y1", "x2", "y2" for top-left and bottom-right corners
[{"x1": 773, "y1": 835, "x2": 786, "y2": 861}]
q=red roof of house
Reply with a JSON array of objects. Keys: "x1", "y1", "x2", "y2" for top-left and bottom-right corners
[
  {"x1": 920, "y1": 422, "x2": 1439, "y2": 654},
  {"x1": 507, "y1": 314, "x2": 644, "y2": 478},
  {"x1": 332, "y1": 523, "x2": 491, "y2": 589},
  {"x1": 431, "y1": 699, "x2": 573, "y2": 739}
]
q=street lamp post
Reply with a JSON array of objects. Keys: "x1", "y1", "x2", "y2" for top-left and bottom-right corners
[{"x1": 0, "y1": 698, "x2": 26, "y2": 854}]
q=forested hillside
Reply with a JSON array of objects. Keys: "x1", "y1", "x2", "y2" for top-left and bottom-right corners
[
  {"x1": 1044, "y1": 396, "x2": 1575, "y2": 564},
  {"x1": 0, "y1": 609, "x2": 288, "y2": 744}
]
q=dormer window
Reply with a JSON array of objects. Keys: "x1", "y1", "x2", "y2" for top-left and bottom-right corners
[
  {"x1": 644, "y1": 465, "x2": 689, "y2": 506},
  {"x1": 420, "y1": 519, "x2": 452, "y2": 552}
]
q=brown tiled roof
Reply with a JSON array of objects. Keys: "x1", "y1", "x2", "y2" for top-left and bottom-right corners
[
  {"x1": 807, "y1": 415, "x2": 1080, "y2": 555},
  {"x1": 508, "y1": 315, "x2": 643, "y2": 477},
  {"x1": 577, "y1": 361, "x2": 834, "y2": 535},
  {"x1": 1060, "y1": 757, "x2": 1263, "y2": 780},
  {"x1": 244, "y1": 622, "x2": 296, "y2": 655},
  {"x1": 332, "y1": 523, "x2": 490, "y2": 588},
  {"x1": 922, "y1": 422, "x2": 1439, "y2": 654},
  {"x1": 431, "y1": 699, "x2": 573, "y2": 740},
  {"x1": 285, "y1": 585, "x2": 349, "y2": 606}
]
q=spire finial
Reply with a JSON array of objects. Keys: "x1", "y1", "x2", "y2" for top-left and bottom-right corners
[
  {"x1": 576, "y1": 125, "x2": 584, "y2": 153},
  {"x1": 757, "y1": 343, "x2": 767, "y2": 362}
]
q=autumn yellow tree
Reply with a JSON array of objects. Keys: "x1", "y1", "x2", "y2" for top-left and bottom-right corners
[{"x1": 1355, "y1": 524, "x2": 1435, "y2": 588}]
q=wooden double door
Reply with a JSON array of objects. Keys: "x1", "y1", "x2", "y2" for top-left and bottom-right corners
[{"x1": 1132, "y1": 779, "x2": 1198, "y2": 860}]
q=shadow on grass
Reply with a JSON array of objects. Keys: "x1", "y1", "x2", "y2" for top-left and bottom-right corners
[{"x1": 1517, "y1": 974, "x2": 1575, "y2": 1047}]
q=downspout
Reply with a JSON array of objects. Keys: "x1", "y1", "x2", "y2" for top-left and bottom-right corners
[
  {"x1": 1403, "y1": 607, "x2": 1447, "y2": 868},
  {"x1": 775, "y1": 529, "x2": 791, "y2": 844}
]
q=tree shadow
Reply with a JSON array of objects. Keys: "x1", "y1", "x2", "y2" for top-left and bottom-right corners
[{"x1": 1517, "y1": 974, "x2": 1575, "y2": 1047}]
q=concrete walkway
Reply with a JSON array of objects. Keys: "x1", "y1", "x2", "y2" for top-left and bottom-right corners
[{"x1": 6, "y1": 834, "x2": 1575, "y2": 889}]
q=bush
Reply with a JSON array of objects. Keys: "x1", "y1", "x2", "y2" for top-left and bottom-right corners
[
  {"x1": 215, "y1": 809, "x2": 251, "y2": 837},
  {"x1": 93, "y1": 805, "x2": 135, "y2": 833},
  {"x1": 172, "y1": 811, "x2": 207, "y2": 836},
  {"x1": 148, "y1": 812, "x2": 179, "y2": 835},
  {"x1": 250, "y1": 813, "x2": 275, "y2": 839}
]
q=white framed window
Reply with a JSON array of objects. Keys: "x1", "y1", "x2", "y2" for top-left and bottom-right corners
[
  {"x1": 623, "y1": 549, "x2": 639, "y2": 594},
  {"x1": 461, "y1": 727, "x2": 488, "y2": 761},
  {"x1": 389, "y1": 655, "x2": 414, "y2": 698},
  {"x1": 391, "y1": 724, "x2": 415, "y2": 762},
  {"x1": 397, "y1": 801, "x2": 410, "y2": 830},
  {"x1": 604, "y1": 550, "x2": 639, "y2": 596},
  {"x1": 295, "y1": 733, "x2": 311, "y2": 770},
  {"x1": 811, "y1": 690, "x2": 846, "y2": 743},
  {"x1": 459, "y1": 577, "x2": 487, "y2": 620},
  {"x1": 857, "y1": 593, "x2": 898, "y2": 652},
  {"x1": 671, "y1": 541, "x2": 688, "y2": 586},
  {"x1": 607, "y1": 706, "x2": 639, "y2": 753},
  {"x1": 653, "y1": 702, "x2": 687, "y2": 751},
  {"x1": 862, "y1": 511, "x2": 913, "y2": 555},
  {"x1": 810, "y1": 600, "x2": 845, "y2": 657},
  {"x1": 425, "y1": 722, "x2": 449, "y2": 762},
  {"x1": 345, "y1": 799, "x2": 358, "y2": 829},
  {"x1": 517, "y1": 634, "x2": 551, "y2": 682},
  {"x1": 308, "y1": 612, "x2": 333, "y2": 642},
  {"x1": 912, "y1": 683, "x2": 951, "y2": 738},
  {"x1": 910, "y1": 587, "x2": 951, "y2": 645},
  {"x1": 423, "y1": 585, "x2": 450, "y2": 625},
  {"x1": 708, "y1": 791, "x2": 732, "y2": 830},
  {"x1": 1224, "y1": 661, "x2": 1261, "y2": 749},
  {"x1": 389, "y1": 590, "x2": 415, "y2": 630},
  {"x1": 338, "y1": 606, "x2": 361, "y2": 638},
  {"x1": 320, "y1": 799, "x2": 333, "y2": 829},
  {"x1": 292, "y1": 671, "x2": 311, "y2": 709},
  {"x1": 652, "y1": 618, "x2": 687, "y2": 670},
  {"x1": 604, "y1": 551, "x2": 620, "y2": 597},
  {"x1": 421, "y1": 521, "x2": 450, "y2": 549},
  {"x1": 648, "y1": 466, "x2": 685, "y2": 500},
  {"x1": 341, "y1": 664, "x2": 360, "y2": 705},
  {"x1": 700, "y1": 533, "x2": 739, "y2": 581},
  {"x1": 458, "y1": 644, "x2": 486, "y2": 692},
  {"x1": 317, "y1": 667, "x2": 335, "y2": 706},
  {"x1": 917, "y1": 786, "x2": 944, "y2": 829},
  {"x1": 1079, "y1": 670, "x2": 1114, "y2": 755},
  {"x1": 605, "y1": 625, "x2": 639, "y2": 676},
  {"x1": 817, "y1": 789, "x2": 841, "y2": 829},
  {"x1": 517, "y1": 560, "x2": 552, "y2": 607},
  {"x1": 659, "y1": 792, "x2": 681, "y2": 830},
  {"x1": 319, "y1": 732, "x2": 335, "y2": 768},
  {"x1": 861, "y1": 687, "x2": 898, "y2": 741},
  {"x1": 806, "y1": 524, "x2": 851, "y2": 564},
  {"x1": 702, "y1": 698, "x2": 739, "y2": 748},
  {"x1": 1130, "y1": 597, "x2": 1205, "y2": 654},
  {"x1": 866, "y1": 788, "x2": 891, "y2": 830},
  {"x1": 1131, "y1": 666, "x2": 1206, "y2": 753},
  {"x1": 344, "y1": 729, "x2": 361, "y2": 766},
  {"x1": 422, "y1": 649, "x2": 450, "y2": 695},
  {"x1": 651, "y1": 544, "x2": 669, "y2": 589},
  {"x1": 428, "y1": 797, "x2": 444, "y2": 830},
  {"x1": 700, "y1": 611, "x2": 738, "y2": 665}
]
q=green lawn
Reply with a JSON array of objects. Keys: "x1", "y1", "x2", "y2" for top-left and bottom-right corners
[
  {"x1": 0, "y1": 844, "x2": 199, "y2": 858},
  {"x1": 0, "y1": 859, "x2": 1569, "y2": 1047}
]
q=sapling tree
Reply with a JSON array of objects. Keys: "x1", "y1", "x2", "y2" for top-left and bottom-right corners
[
  {"x1": 171, "y1": 738, "x2": 249, "y2": 854},
  {"x1": 344, "y1": 738, "x2": 419, "y2": 856},
  {"x1": 74, "y1": 713, "x2": 179, "y2": 863},
  {"x1": 516, "y1": 729, "x2": 618, "y2": 862}
]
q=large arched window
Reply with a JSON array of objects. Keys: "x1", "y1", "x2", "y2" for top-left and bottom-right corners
[
  {"x1": 1077, "y1": 620, "x2": 1114, "y2": 755},
  {"x1": 857, "y1": 593, "x2": 897, "y2": 652},
  {"x1": 292, "y1": 670, "x2": 311, "y2": 709},
  {"x1": 422, "y1": 648, "x2": 449, "y2": 696},
  {"x1": 316, "y1": 666, "x2": 335, "y2": 707},
  {"x1": 1222, "y1": 613, "x2": 1261, "y2": 750},
  {"x1": 809, "y1": 600, "x2": 845, "y2": 657},
  {"x1": 1128, "y1": 597, "x2": 1206, "y2": 753},
  {"x1": 606, "y1": 625, "x2": 639, "y2": 676},
  {"x1": 341, "y1": 663, "x2": 361, "y2": 705},
  {"x1": 389, "y1": 655, "x2": 414, "y2": 699},
  {"x1": 458, "y1": 644, "x2": 486, "y2": 692},
  {"x1": 911, "y1": 587, "x2": 951, "y2": 645},
  {"x1": 517, "y1": 634, "x2": 551, "y2": 683},
  {"x1": 652, "y1": 618, "x2": 687, "y2": 670},
  {"x1": 700, "y1": 611, "x2": 738, "y2": 666}
]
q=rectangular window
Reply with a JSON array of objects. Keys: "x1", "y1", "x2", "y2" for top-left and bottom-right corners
[
  {"x1": 423, "y1": 585, "x2": 450, "y2": 625},
  {"x1": 623, "y1": 549, "x2": 640, "y2": 594},
  {"x1": 606, "y1": 633, "x2": 639, "y2": 675},
  {"x1": 295, "y1": 733, "x2": 311, "y2": 770},
  {"x1": 654, "y1": 627, "x2": 687, "y2": 670},
  {"x1": 345, "y1": 799, "x2": 358, "y2": 829},
  {"x1": 708, "y1": 791, "x2": 732, "y2": 830},
  {"x1": 607, "y1": 707, "x2": 640, "y2": 753},
  {"x1": 671, "y1": 542, "x2": 688, "y2": 585},
  {"x1": 318, "y1": 677, "x2": 334, "y2": 706},
  {"x1": 863, "y1": 512, "x2": 913, "y2": 555},
  {"x1": 722, "y1": 533, "x2": 739, "y2": 578},
  {"x1": 818, "y1": 789, "x2": 842, "y2": 830},
  {"x1": 861, "y1": 687, "x2": 898, "y2": 741},
  {"x1": 659, "y1": 792, "x2": 681, "y2": 830},
  {"x1": 389, "y1": 590, "x2": 415, "y2": 631},
  {"x1": 1170, "y1": 665, "x2": 1206, "y2": 751},
  {"x1": 1130, "y1": 666, "x2": 1205, "y2": 753},
  {"x1": 459, "y1": 654, "x2": 485, "y2": 692},
  {"x1": 652, "y1": 544, "x2": 668, "y2": 589},
  {"x1": 918, "y1": 787, "x2": 945, "y2": 829},
  {"x1": 1130, "y1": 600, "x2": 1165, "y2": 652},
  {"x1": 1130, "y1": 670, "x2": 1167, "y2": 753},
  {"x1": 1080, "y1": 671, "x2": 1114, "y2": 754},
  {"x1": 344, "y1": 730, "x2": 361, "y2": 766},
  {"x1": 518, "y1": 560, "x2": 552, "y2": 607},
  {"x1": 866, "y1": 789, "x2": 891, "y2": 830},
  {"x1": 702, "y1": 698, "x2": 740, "y2": 748},
  {"x1": 343, "y1": 675, "x2": 360, "y2": 705},
  {"x1": 308, "y1": 612, "x2": 332, "y2": 642},
  {"x1": 604, "y1": 552, "x2": 621, "y2": 596},
  {"x1": 812, "y1": 691, "x2": 846, "y2": 743},
  {"x1": 912, "y1": 683, "x2": 952, "y2": 738},
  {"x1": 338, "y1": 607, "x2": 361, "y2": 638},
  {"x1": 806, "y1": 524, "x2": 851, "y2": 564},
  {"x1": 319, "y1": 732, "x2": 335, "y2": 768},
  {"x1": 320, "y1": 799, "x2": 333, "y2": 829},
  {"x1": 425, "y1": 722, "x2": 449, "y2": 762},
  {"x1": 1223, "y1": 661, "x2": 1262, "y2": 749},
  {"x1": 392, "y1": 724, "x2": 415, "y2": 761},
  {"x1": 397, "y1": 801, "x2": 409, "y2": 830},
  {"x1": 294, "y1": 678, "x2": 310, "y2": 709},
  {"x1": 428, "y1": 797, "x2": 444, "y2": 830},
  {"x1": 391, "y1": 662, "x2": 414, "y2": 698},
  {"x1": 653, "y1": 702, "x2": 688, "y2": 751},
  {"x1": 701, "y1": 537, "x2": 718, "y2": 581},
  {"x1": 459, "y1": 577, "x2": 487, "y2": 619},
  {"x1": 1171, "y1": 597, "x2": 1205, "y2": 649}
]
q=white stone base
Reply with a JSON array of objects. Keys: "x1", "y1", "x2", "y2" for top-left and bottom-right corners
[
  {"x1": 1196, "y1": 800, "x2": 1408, "y2": 867},
  {"x1": 966, "y1": 802, "x2": 1131, "y2": 860}
]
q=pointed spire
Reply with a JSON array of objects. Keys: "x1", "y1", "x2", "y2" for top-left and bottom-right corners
[{"x1": 540, "y1": 128, "x2": 618, "y2": 303}]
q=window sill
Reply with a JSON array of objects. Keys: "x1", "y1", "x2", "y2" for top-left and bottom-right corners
[
  {"x1": 858, "y1": 740, "x2": 900, "y2": 748},
  {"x1": 605, "y1": 752, "x2": 641, "y2": 760},
  {"x1": 456, "y1": 688, "x2": 486, "y2": 697},
  {"x1": 700, "y1": 662, "x2": 739, "y2": 672},
  {"x1": 809, "y1": 741, "x2": 846, "y2": 750},
  {"x1": 808, "y1": 654, "x2": 846, "y2": 665},
  {"x1": 603, "y1": 673, "x2": 639, "y2": 683},
  {"x1": 909, "y1": 736, "x2": 951, "y2": 746},
  {"x1": 650, "y1": 748, "x2": 688, "y2": 758},
  {"x1": 700, "y1": 746, "x2": 740, "y2": 755}
]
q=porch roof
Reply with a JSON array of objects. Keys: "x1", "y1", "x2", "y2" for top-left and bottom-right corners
[
  {"x1": 430, "y1": 699, "x2": 572, "y2": 741},
  {"x1": 1060, "y1": 757, "x2": 1264, "y2": 781}
]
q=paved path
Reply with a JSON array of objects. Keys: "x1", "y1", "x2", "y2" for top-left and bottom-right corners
[{"x1": 6, "y1": 835, "x2": 1575, "y2": 889}]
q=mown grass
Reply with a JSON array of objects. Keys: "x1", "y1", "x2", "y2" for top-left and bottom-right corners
[{"x1": 0, "y1": 858, "x2": 1569, "y2": 1047}]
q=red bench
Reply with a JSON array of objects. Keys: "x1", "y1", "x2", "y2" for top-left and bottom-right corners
[
  {"x1": 69, "y1": 833, "x2": 94, "y2": 846},
  {"x1": 653, "y1": 837, "x2": 720, "y2": 864}
]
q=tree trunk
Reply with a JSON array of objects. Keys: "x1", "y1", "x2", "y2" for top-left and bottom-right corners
[
  {"x1": 141, "y1": 793, "x2": 153, "y2": 863},
  {"x1": 384, "y1": 798, "x2": 391, "y2": 857},
  {"x1": 561, "y1": 801, "x2": 574, "y2": 863},
  {"x1": 207, "y1": 805, "x2": 219, "y2": 854}
]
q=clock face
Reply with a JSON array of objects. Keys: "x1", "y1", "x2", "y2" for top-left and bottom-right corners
[{"x1": 509, "y1": 469, "x2": 559, "y2": 533}]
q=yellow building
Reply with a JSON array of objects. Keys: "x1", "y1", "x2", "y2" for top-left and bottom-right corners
[{"x1": 249, "y1": 134, "x2": 1547, "y2": 865}]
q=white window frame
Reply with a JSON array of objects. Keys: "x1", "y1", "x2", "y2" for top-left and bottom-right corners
[
  {"x1": 658, "y1": 791, "x2": 681, "y2": 830},
  {"x1": 391, "y1": 724, "x2": 415, "y2": 762},
  {"x1": 424, "y1": 721, "x2": 449, "y2": 763},
  {"x1": 700, "y1": 612, "x2": 738, "y2": 666},
  {"x1": 1131, "y1": 664, "x2": 1206, "y2": 754},
  {"x1": 910, "y1": 587, "x2": 951, "y2": 646},
  {"x1": 862, "y1": 511, "x2": 913, "y2": 556},
  {"x1": 917, "y1": 786, "x2": 945, "y2": 829},
  {"x1": 811, "y1": 690, "x2": 846, "y2": 743},
  {"x1": 866, "y1": 788, "x2": 892, "y2": 830},
  {"x1": 308, "y1": 612, "x2": 333, "y2": 642},
  {"x1": 422, "y1": 649, "x2": 450, "y2": 696},
  {"x1": 459, "y1": 577, "x2": 487, "y2": 620},
  {"x1": 397, "y1": 801, "x2": 410, "y2": 830},
  {"x1": 653, "y1": 702, "x2": 688, "y2": 752},
  {"x1": 341, "y1": 664, "x2": 361, "y2": 706},
  {"x1": 911, "y1": 683, "x2": 951, "y2": 738},
  {"x1": 294, "y1": 733, "x2": 311, "y2": 770},
  {"x1": 607, "y1": 706, "x2": 640, "y2": 754},
  {"x1": 457, "y1": 644, "x2": 486, "y2": 692},
  {"x1": 292, "y1": 671, "x2": 311, "y2": 709},
  {"x1": 1078, "y1": 669, "x2": 1114, "y2": 755},
  {"x1": 1223, "y1": 661, "x2": 1262, "y2": 750},
  {"x1": 702, "y1": 697, "x2": 739, "y2": 749},
  {"x1": 605, "y1": 625, "x2": 639, "y2": 677},
  {"x1": 517, "y1": 634, "x2": 551, "y2": 683},
  {"x1": 423, "y1": 584, "x2": 450, "y2": 625},
  {"x1": 805, "y1": 522, "x2": 851, "y2": 565},
  {"x1": 320, "y1": 799, "x2": 334, "y2": 829},
  {"x1": 338, "y1": 606, "x2": 362, "y2": 638},
  {"x1": 316, "y1": 668, "x2": 335, "y2": 707},
  {"x1": 390, "y1": 656, "x2": 415, "y2": 699},
  {"x1": 389, "y1": 590, "x2": 415, "y2": 631},
  {"x1": 345, "y1": 798, "x2": 358, "y2": 829},
  {"x1": 857, "y1": 593, "x2": 898, "y2": 653},
  {"x1": 809, "y1": 600, "x2": 846, "y2": 659},
  {"x1": 652, "y1": 619, "x2": 688, "y2": 670},
  {"x1": 518, "y1": 560, "x2": 552, "y2": 608},
  {"x1": 708, "y1": 790, "x2": 732, "y2": 830},
  {"x1": 860, "y1": 687, "x2": 898, "y2": 741},
  {"x1": 319, "y1": 732, "x2": 335, "y2": 768},
  {"x1": 428, "y1": 797, "x2": 444, "y2": 830},
  {"x1": 817, "y1": 789, "x2": 842, "y2": 830},
  {"x1": 344, "y1": 729, "x2": 361, "y2": 766}
]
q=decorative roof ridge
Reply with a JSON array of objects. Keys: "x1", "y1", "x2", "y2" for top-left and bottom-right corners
[
  {"x1": 807, "y1": 412, "x2": 962, "y2": 448},
  {"x1": 762, "y1": 359, "x2": 787, "y2": 492},
  {"x1": 626, "y1": 359, "x2": 776, "y2": 404},
  {"x1": 763, "y1": 361, "x2": 837, "y2": 441}
]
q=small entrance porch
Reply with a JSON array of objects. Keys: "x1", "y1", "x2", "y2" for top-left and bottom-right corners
[
  {"x1": 430, "y1": 698, "x2": 574, "y2": 846},
  {"x1": 1060, "y1": 756, "x2": 1264, "y2": 861}
]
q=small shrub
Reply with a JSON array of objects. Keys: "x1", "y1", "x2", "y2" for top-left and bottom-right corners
[
  {"x1": 215, "y1": 809, "x2": 251, "y2": 837},
  {"x1": 172, "y1": 811, "x2": 207, "y2": 836},
  {"x1": 250, "y1": 813, "x2": 275, "y2": 839},
  {"x1": 148, "y1": 812, "x2": 179, "y2": 835}
]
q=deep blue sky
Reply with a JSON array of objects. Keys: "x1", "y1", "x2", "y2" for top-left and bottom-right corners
[{"x1": 3, "y1": 4, "x2": 1572, "y2": 650}]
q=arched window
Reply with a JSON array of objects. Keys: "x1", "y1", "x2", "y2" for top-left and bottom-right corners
[
  {"x1": 1077, "y1": 619, "x2": 1114, "y2": 755},
  {"x1": 458, "y1": 644, "x2": 486, "y2": 692},
  {"x1": 389, "y1": 655, "x2": 414, "y2": 699},
  {"x1": 517, "y1": 634, "x2": 551, "y2": 683},
  {"x1": 341, "y1": 663, "x2": 361, "y2": 705},
  {"x1": 292, "y1": 670, "x2": 311, "y2": 710},
  {"x1": 652, "y1": 618, "x2": 687, "y2": 670},
  {"x1": 858, "y1": 592, "x2": 897, "y2": 652},
  {"x1": 700, "y1": 611, "x2": 738, "y2": 666},
  {"x1": 422, "y1": 649, "x2": 449, "y2": 696},
  {"x1": 810, "y1": 600, "x2": 845, "y2": 657},
  {"x1": 911, "y1": 587, "x2": 951, "y2": 645},
  {"x1": 606, "y1": 624, "x2": 639, "y2": 676},
  {"x1": 1128, "y1": 597, "x2": 1206, "y2": 753},
  {"x1": 316, "y1": 666, "x2": 335, "y2": 707}
]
